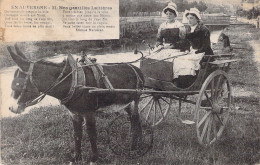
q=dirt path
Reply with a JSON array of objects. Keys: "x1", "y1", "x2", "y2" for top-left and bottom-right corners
[
  {"x1": 224, "y1": 25, "x2": 260, "y2": 112},
  {"x1": 232, "y1": 39, "x2": 260, "y2": 99},
  {"x1": 249, "y1": 40, "x2": 260, "y2": 73}
]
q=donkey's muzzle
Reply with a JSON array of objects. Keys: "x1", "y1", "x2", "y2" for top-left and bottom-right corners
[{"x1": 9, "y1": 104, "x2": 25, "y2": 114}]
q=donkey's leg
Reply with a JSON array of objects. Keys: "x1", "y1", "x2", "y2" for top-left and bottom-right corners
[
  {"x1": 85, "y1": 111, "x2": 98, "y2": 163},
  {"x1": 69, "y1": 112, "x2": 84, "y2": 162},
  {"x1": 125, "y1": 99, "x2": 142, "y2": 150}
]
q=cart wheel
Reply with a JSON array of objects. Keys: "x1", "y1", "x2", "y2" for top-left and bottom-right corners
[
  {"x1": 139, "y1": 94, "x2": 172, "y2": 126},
  {"x1": 195, "y1": 70, "x2": 232, "y2": 146},
  {"x1": 107, "y1": 114, "x2": 153, "y2": 159}
]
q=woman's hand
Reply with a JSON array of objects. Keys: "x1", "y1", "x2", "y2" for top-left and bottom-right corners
[
  {"x1": 184, "y1": 50, "x2": 190, "y2": 54},
  {"x1": 164, "y1": 44, "x2": 174, "y2": 49},
  {"x1": 152, "y1": 45, "x2": 164, "y2": 53},
  {"x1": 155, "y1": 42, "x2": 162, "y2": 47}
]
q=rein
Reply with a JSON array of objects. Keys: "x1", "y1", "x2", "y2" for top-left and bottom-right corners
[
  {"x1": 17, "y1": 50, "x2": 159, "y2": 107},
  {"x1": 77, "y1": 50, "x2": 158, "y2": 67},
  {"x1": 78, "y1": 48, "x2": 190, "y2": 67},
  {"x1": 19, "y1": 59, "x2": 72, "y2": 107}
]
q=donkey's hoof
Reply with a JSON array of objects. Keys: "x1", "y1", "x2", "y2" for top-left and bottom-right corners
[{"x1": 68, "y1": 155, "x2": 82, "y2": 164}]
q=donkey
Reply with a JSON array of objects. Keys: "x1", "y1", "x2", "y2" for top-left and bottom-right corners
[{"x1": 7, "y1": 45, "x2": 144, "y2": 164}]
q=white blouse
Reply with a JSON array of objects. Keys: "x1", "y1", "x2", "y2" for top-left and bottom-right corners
[
  {"x1": 158, "y1": 20, "x2": 184, "y2": 29},
  {"x1": 190, "y1": 24, "x2": 198, "y2": 33}
]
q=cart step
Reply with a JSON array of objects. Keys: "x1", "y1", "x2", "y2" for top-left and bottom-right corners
[
  {"x1": 178, "y1": 117, "x2": 195, "y2": 125},
  {"x1": 177, "y1": 118, "x2": 195, "y2": 125}
]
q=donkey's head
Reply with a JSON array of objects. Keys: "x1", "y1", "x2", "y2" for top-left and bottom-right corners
[
  {"x1": 8, "y1": 45, "x2": 70, "y2": 114},
  {"x1": 8, "y1": 45, "x2": 41, "y2": 114}
]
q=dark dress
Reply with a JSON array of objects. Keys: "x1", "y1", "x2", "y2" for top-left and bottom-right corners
[{"x1": 186, "y1": 22, "x2": 214, "y2": 57}]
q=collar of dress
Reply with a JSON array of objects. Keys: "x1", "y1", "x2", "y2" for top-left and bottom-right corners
[{"x1": 190, "y1": 24, "x2": 198, "y2": 32}]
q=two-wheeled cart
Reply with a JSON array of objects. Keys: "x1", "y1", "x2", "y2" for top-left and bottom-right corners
[
  {"x1": 89, "y1": 50, "x2": 238, "y2": 158},
  {"x1": 138, "y1": 51, "x2": 237, "y2": 146}
]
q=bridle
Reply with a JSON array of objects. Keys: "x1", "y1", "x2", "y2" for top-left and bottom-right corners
[{"x1": 14, "y1": 59, "x2": 69, "y2": 108}]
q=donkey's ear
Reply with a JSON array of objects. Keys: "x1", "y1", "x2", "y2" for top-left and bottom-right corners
[
  {"x1": 7, "y1": 46, "x2": 30, "y2": 71},
  {"x1": 14, "y1": 44, "x2": 27, "y2": 60}
]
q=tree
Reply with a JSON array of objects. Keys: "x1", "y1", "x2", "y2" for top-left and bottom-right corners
[
  {"x1": 119, "y1": 0, "x2": 132, "y2": 17},
  {"x1": 198, "y1": 1, "x2": 208, "y2": 12},
  {"x1": 119, "y1": 0, "x2": 210, "y2": 16},
  {"x1": 190, "y1": 1, "x2": 198, "y2": 9}
]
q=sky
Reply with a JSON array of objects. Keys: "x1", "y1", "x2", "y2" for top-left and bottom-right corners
[
  {"x1": 202, "y1": 0, "x2": 241, "y2": 5},
  {"x1": 159, "y1": 0, "x2": 242, "y2": 5}
]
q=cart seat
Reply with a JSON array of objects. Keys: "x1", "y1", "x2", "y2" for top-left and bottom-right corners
[{"x1": 209, "y1": 59, "x2": 239, "y2": 65}]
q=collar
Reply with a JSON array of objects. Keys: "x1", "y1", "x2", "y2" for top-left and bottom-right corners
[{"x1": 190, "y1": 24, "x2": 198, "y2": 32}]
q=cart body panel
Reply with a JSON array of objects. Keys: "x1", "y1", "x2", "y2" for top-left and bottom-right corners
[{"x1": 141, "y1": 58, "x2": 173, "y2": 82}]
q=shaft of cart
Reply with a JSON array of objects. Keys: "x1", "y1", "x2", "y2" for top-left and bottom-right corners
[{"x1": 88, "y1": 88, "x2": 200, "y2": 95}]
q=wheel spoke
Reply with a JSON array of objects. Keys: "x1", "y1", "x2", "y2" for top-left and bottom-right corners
[
  {"x1": 146, "y1": 99, "x2": 154, "y2": 120},
  {"x1": 222, "y1": 79, "x2": 227, "y2": 86},
  {"x1": 200, "y1": 115, "x2": 211, "y2": 142},
  {"x1": 157, "y1": 99, "x2": 164, "y2": 119},
  {"x1": 198, "y1": 111, "x2": 211, "y2": 128},
  {"x1": 139, "y1": 97, "x2": 153, "y2": 113},
  {"x1": 215, "y1": 114, "x2": 224, "y2": 126},
  {"x1": 204, "y1": 91, "x2": 213, "y2": 106},
  {"x1": 218, "y1": 80, "x2": 228, "y2": 100},
  {"x1": 140, "y1": 94, "x2": 152, "y2": 99},
  {"x1": 207, "y1": 115, "x2": 212, "y2": 144},
  {"x1": 153, "y1": 100, "x2": 157, "y2": 124},
  {"x1": 211, "y1": 77, "x2": 215, "y2": 100},
  {"x1": 160, "y1": 97, "x2": 170, "y2": 104},
  {"x1": 218, "y1": 90, "x2": 229, "y2": 102},
  {"x1": 215, "y1": 75, "x2": 223, "y2": 97},
  {"x1": 212, "y1": 115, "x2": 217, "y2": 140}
]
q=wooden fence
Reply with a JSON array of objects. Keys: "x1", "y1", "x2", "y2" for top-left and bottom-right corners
[{"x1": 119, "y1": 14, "x2": 231, "y2": 37}]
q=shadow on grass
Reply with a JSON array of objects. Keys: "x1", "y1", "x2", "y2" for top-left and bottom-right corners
[{"x1": 233, "y1": 96, "x2": 260, "y2": 105}]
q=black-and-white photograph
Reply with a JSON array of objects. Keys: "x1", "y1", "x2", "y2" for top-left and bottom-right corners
[{"x1": 1, "y1": 0, "x2": 260, "y2": 164}]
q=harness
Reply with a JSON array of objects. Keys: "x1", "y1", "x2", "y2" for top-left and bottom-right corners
[
  {"x1": 60, "y1": 54, "x2": 115, "y2": 105},
  {"x1": 14, "y1": 54, "x2": 143, "y2": 107},
  {"x1": 60, "y1": 54, "x2": 86, "y2": 104},
  {"x1": 84, "y1": 57, "x2": 114, "y2": 89}
]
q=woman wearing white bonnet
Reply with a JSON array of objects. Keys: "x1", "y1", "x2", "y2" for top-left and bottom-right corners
[
  {"x1": 171, "y1": 8, "x2": 214, "y2": 88},
  {"x1": 155, "y1": 2, "x2": 190, "y2": 51},
  {"x1": 185, "y1": 8, "x2": 214, "y2": 57}
]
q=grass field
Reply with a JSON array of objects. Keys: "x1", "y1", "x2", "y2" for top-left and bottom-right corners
[{"x1": 1, "y1": 25, "x2": 260, "y2": 165}]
